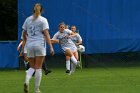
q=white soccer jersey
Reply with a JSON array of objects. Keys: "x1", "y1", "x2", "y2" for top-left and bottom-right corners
[
  {"x1": 71, "y1": 33, "x2": 82, "y2": 45},
  {"x1": 52, "y1": 29, "x2": 77, "y2": 52},
  {"x1": 22, "y1": 15, "x2": 49, "y2": 47}
]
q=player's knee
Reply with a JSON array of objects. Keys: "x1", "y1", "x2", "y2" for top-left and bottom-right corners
[{"x1": 65, "y1": 50, "x2": 72, "y2": 56}]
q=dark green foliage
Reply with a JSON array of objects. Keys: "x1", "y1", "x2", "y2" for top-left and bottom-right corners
[{"x1": 0, "y1": 0, "x2": 17, "y2": 41}]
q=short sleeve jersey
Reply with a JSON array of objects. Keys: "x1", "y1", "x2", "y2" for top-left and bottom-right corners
[
  {"x1": 71, "y1": 33, "x2": 82, "y2": 45},
  {"x1": 52, "y1": 29, "x2": 76, "y2": 48},
  {"x1": 22, "y1": 15, "x2": 49, "y2": 47}
]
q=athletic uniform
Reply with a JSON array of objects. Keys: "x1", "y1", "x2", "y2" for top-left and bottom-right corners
[
  {"x1": 22, "y1": 15, "x2": 49, "y2": 57},
  {"x1": 20, "y1": 31, "x2": 27, "y2": 54},
  {"x1": 52, "y1": 29, "x2": 77, "y2": 52},
  {"x1": 21, "y1": 28, "x2": 51, "y2": 74},
  {"x1": 71, "y1": 33, "x2": 82, "y2": 47}
]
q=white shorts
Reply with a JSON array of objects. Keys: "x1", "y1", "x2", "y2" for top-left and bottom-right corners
[
  {"x1": 62, "y1": 46, "x2": 77, "y2": 53},
  {"x1": 27, "y1": 46, "x2": 46, "y2": 58}
]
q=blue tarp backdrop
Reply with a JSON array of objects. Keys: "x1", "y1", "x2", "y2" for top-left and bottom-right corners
[
  {"x1": 1, "y1": 0, "x2": 140, "y2": 68},
  {"x1": 18, "y1": 0, "x2": 140, "y2": 54},
  {"x1": 0, "y1": 42, "x2": 18, "y2": 68}
]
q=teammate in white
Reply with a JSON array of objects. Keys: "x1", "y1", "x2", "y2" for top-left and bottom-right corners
[
  {"x1": 51, "y1": 22, "x2": 80, "y2": 75},
  {"x1": 17, "y1": 30, "x2": 52, "y2": 74},
  {"x1": 17, "y1": 30, "x2": 29, "y2": 67},
  {"x1": 65, "y1": 25, "x2": 82, "y2": 73},
  {"x1": 70, "y1": 26, "x2": 82, "y2": 46},
  {"x1": 22, "y1": 3, "x2": 54, "y2": 93}
]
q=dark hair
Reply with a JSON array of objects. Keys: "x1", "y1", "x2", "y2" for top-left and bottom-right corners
[
  {"x1": 71, "y1": 25, "x2": 77, "y2": 28},
  {"x1": 33, "y1": 3, "x2": 43, "y2": 13}
]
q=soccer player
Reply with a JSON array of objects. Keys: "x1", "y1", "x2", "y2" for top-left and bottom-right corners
[
  {"x1": 22, "y1": 3, "x2": 54, "y2": 93},
  {"x1": 70, "y1": 25, "x2": 82, "y2": 46},
  {"x1": 64, "y1": 25, "x2": 71, "y2": 73},
  {"x1": 51, "y1": 22, "x2": 80, "y2": 75},
  {"x1": 65, "y1": 25, "x2": 82, "y2": 73},
  {"x1": 17, "y1": 31, "x2": 29, "y2": 69},
  {"x1": 17, "y1": 31, "x2": 52, "y2": 74}
]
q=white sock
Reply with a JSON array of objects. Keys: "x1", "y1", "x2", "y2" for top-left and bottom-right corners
[
  {"x1": 35, "y1": 69, "x2": 42, "y2": 90},
  {"x1": 70, "y1": 55, "x2": 77, "y2": 65},
  {"x1": 66, "y1": 60, "x2": 70, "y2": 70},
  {"x1": 71, "y1": 62, "x2": 76, "y2": 73},
  {"x1": 25, "y1": 68, "x2": 35, "y2": 84}
]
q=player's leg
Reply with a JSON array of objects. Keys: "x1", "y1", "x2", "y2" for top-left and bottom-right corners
[
  {"x1": 65, "y1": 49, "x2": 80, "y2": 75},
  {"x1": 42, "y1": 60, "x2": 51, "y2": 75},
  {"x1": 24, "y1": 46, "x2": 35, "y2": 93},
  {"x1": 70, "y1": 51, "x2": 80, "y2": 74},
  {"x1": 65, "y1": 56, "x2": 70, "y2": 73},
  {"x1": 34, "y1": 56, "x2": 44, "y2": 93},
  {"x1": 24, "y1": 53, "x2": 30, "y2": 70},
  {"x1": 65, "y1": 49, "x2": 78, "y2": 65},
  {"x1": 34, "y1": 46, "x2": 46, "y2": 93},
  {"x1": 73, "y1": 51, "x2": 80, "y2": 67},
  {"x1": 24, "y1": 57, "x2": 35, "y2": 93},
  {"x1": 73, "y1": 51, "x2": 78, "y2": 60}
]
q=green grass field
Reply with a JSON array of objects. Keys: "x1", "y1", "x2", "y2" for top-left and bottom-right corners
[{"x1": 0, "y1": 67, "x2": 140, "y2": 93}]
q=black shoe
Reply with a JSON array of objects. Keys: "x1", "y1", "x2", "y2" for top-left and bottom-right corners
[
  {"x1": 32, "y1": 72, "x2": 35, "y2": 77},
  {"x1": 24, "y1": 83, "x2": 29, "y2": 93},
  {"x1": 45, "y1": 70, "x2": 51, "y2": 75},
  {"x1": 66, "y1": 70, "x2": 70, "y2": 73}
]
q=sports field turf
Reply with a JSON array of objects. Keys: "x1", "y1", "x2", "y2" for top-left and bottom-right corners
[{"x1": 0, "y1": 67, "x2": 140, "y2": 93}]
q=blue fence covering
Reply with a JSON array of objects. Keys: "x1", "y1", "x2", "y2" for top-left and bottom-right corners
[
  {"x1": 0, "y1": 42, "x2": 18, "y2": 68},
  {"x1": 18, "y1": 0, "x2": 140, "y2": 54}
]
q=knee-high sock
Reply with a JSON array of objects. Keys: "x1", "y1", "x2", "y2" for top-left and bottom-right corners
[
  {"x1": 25, "y1": 68, "x2": 35, "y2": 84},
  {"x1": 70, "y1": 55, "x2": 77, "y2": 65},
  {"x1": 35, "y1": 69, "x2": 42, "y2": 90},
  {"x1": 71, "y1": 62, "x2": 76, "y2": 72},
  {"x1": 66, "y1": 60, "x2": 70, "y2": 70}
]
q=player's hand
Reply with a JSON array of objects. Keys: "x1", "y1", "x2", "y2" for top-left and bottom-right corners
[{"x1": 50, "y1": 47, "x2": 54, "y2": 56}]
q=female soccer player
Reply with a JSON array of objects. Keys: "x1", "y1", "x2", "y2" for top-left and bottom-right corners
[
  {"x1": 65, "y1": 25, "x2": 82, "y2": 73},
  {"x1": 51, "y1": 22, "x2": 80, "y2": 75},
  {"x1": 17, "y1": 30, "x2": 52, "y2": 74},
  {"x1": 22, "y1": 3, "x2": 54, "y2": 93}
]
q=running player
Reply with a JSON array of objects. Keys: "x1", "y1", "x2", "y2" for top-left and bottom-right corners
[
  {"x1": 65, "y1": 25, "x2": 82, "y2": 73},
  {"x1": 51, "y1": 22, "x2": 80, "y2": 75}
]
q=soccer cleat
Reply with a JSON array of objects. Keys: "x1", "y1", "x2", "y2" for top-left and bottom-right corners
[
  {"x1": 45, "y1": 70, "x2": 52, "y2": 75},
  {"x1": 35, "y1": 89, "x2": 41, "y2": 93},
  {"x1": 24, "y1": 83, "x2": 29, "y2": 93},
  {"x1": 66, "y1": 70, "x2": 70, "y2": 73}
]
